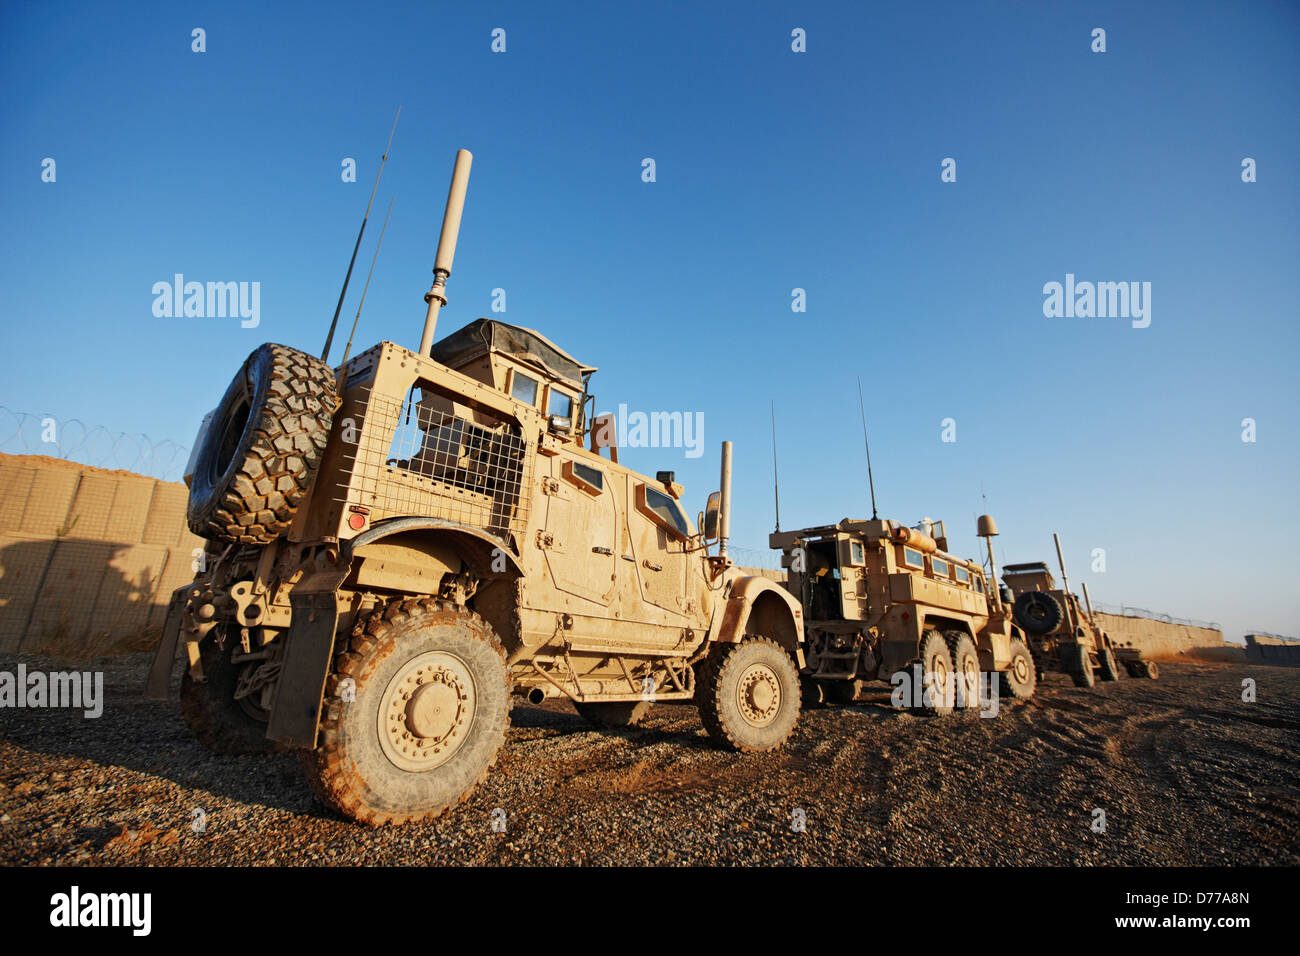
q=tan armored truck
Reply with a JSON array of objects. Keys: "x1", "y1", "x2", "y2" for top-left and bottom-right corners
[
  {"x1": 144, "y1": 149, "x2": 806, "y2": 825},
  {"x1": 1001, "y1": 533, "x2": 1158, "y2": 684},
  {"x1": 769, "y1": 515, "x2": 1036, "y2": 713}
]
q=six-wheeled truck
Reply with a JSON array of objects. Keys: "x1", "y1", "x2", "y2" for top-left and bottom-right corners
[
  {"x1": 1001, "y1": 534, "x2": 1159, "y2": 685},
  {"x1": 145, "y1": 149, "x2": 807, "y2": 825},
  {"x1": 769, "y1": 514, "x2": 1037, "y2": 713}
]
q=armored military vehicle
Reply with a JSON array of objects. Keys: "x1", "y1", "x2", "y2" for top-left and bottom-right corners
[
  {"x1": 145, "y1": 148, "x2": 806, "y2": 825},
  {"x1": 769, "y1": 515, "x2": 1036, "y2": 714},
  {"x1": 1002, "y1": 533, "x2": 1158, "y2": 684}
]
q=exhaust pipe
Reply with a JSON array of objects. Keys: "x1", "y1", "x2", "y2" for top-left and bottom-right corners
[
  {"x1": 527, "y1": 687, "x2": 546, "y2": 705},
  {"x1": 718, "y1": 441, "x2": 733, "y2": 561},
  {"x1": 418, "y1": 148, "x2": 473, "y2": 356},
  {"x1": 1053, "y1": 532, "x2": 1078, "y2": 633}
]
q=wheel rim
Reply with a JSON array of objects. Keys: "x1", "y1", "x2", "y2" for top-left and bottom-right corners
[
  {"x1": 378, "y1": 650, "x2": 477, "y2": 772},
  {"x1": 735, "y1": 662, "x2": 782, "y2": 728},
  {"x1": 1011, "y1": 653, "x2": 1031, "y2": 684},
  {"x1": 927, "y1": 652, "x2": 950, "y2": 705}
]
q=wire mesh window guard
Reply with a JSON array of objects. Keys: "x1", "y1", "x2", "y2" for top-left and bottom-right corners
[{"x1": 334, "y1": 388, "x2": 532, "y2": 544}]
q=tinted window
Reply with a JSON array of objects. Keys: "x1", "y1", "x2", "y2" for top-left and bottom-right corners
[
  {"x1": 955, "y1": 566, "x2": 970, "y2": 584},
  {"x1": 644, "y1": 485, "x2": 688, "y2": 537},
  {"x1": 511, "y1": 372, "x2": 539, "y2": 406},
  {"x1": 903, "y1": 547, "x2": 924, "y2": 568},
  {"x1": 572, "y1": 462, "x2": 603, "y2": 491},
  {"x1": 850, "y1": 540, "x2": 865, "y2": 565},
  {"x1": 932, "y1": 558, "x2": 949, "y2": 577}
]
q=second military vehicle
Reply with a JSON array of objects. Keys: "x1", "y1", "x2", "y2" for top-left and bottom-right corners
[{"x1": 770, "y1": 514, "x2": 1037, "y2": 713}]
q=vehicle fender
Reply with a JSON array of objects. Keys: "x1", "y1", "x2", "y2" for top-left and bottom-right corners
[
  {"x1": 347, "y1": 517, "x2": 525, "y2": 579},
  {"x1": 711, "y1": 576, "x2": 805, "y2": 669}
]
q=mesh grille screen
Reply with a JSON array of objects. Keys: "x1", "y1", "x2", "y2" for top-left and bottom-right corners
[{"x1": 333, "y1": 389, "x2": 532, "y2": 544}]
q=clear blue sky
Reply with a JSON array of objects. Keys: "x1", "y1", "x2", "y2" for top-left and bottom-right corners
[{"x1": 2, "y1": 1, "x2": 1297, "y2": 643}]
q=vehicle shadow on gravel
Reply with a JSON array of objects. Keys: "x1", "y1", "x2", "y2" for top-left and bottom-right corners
[
  {"x1": 0, "y1": 653, "x2": 331, "y2": 818},
  {"x1": 508, "y1": 700, "x2": 723, "y2": 751}
]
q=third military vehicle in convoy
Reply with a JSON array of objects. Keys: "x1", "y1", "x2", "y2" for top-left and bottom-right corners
[
  {"x1": 1002, "y1": 533, "x2": 1159, "y2": 684},
  {"x1": 769, "y1": 514, "x2": 1037, "y2": 712},
  {"x1": 145, "y1": 147, "x2": 807, "y2": 825}
]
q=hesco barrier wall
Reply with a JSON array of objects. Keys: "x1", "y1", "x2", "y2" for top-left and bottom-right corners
[
  {"x1": 0, "y1": 453, "x2": 203, "y2": 656},
  {"x1": 1244, "y1": 634, "x2": 1300, "y2": 667},
  {"x1": 738, "y1": 566, "x2": 786, "y2": 584},
  {"x1": 1093, "y1": 611, "x2": 1234, "y2": 662}
]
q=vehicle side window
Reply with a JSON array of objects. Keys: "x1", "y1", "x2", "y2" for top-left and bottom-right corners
[
  {"x1": 637, "y1": 484, "x2": 689, "y2": 538},
  {"x1": 548, "y1": 388, "x2": 574, "y2": 419},
  {"x1": 562, "y1": 459, "x2": 603, "y2": 496},
  {"x1": 511, "y1": 371, "x2": 539, "y2": 406}
]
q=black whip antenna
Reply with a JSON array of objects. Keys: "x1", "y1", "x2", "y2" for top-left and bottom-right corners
[
  {"x1": 857, "y1": 376, "x2": 878, "y2": 519},
  {"x1": 770, "y1": 400, "x2": 781, "y2": 532},
  {"x1": 322, "y1": 106, "x2": 401, "y2": 363},
  {"x1": 340, "y1": 196, "x2": 394, "y2": 366}
]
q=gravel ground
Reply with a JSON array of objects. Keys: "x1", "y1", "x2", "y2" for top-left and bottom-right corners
[{"x1": 0, "y1": 653, "x2": 1296, "y2": 866}]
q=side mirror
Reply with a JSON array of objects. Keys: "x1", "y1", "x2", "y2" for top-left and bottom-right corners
[{"x1": 703, "y1": 491, "x2": 721, "y2": 541}]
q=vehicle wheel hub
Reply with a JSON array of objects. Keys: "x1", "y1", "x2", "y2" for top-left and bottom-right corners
[
  {"x1": 737, "y1": 664, "x2": 781, "y2": 727},
  {"x1": 1012, "y1": 655, "x2": 1030, "y2": 682},
  {"x1": 379, "y1": 651, "x2": 475, "y2": 772}
]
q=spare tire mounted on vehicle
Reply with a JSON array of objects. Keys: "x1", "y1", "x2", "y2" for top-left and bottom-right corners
[
  {"x1": 187, "y1": 343, "x2": 338, "y2": 544},
  {"x1": 1012, "y1": 590, "x2": 1065, "y2": 635}
]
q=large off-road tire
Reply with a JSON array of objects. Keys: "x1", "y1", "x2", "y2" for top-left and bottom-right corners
[
  {"x1": 944, "y1": 631, "x2": 981, "y2": 709},
  {"x1": 187, "y1": 343, "x2": 337, "y2": 545},
  {"x1": 915, "y1": 629, "x2": 955, "y2": 715},
  {"x1": 999, "y1": 637, "x2": 1037, "y2": 700},
  {"x1": 1065, "y1": 643, "x2": 1096, "y2": 688},
  {"x1": 697, "y1": 637, "x2": 801, "y2": 752},
  {"x1": 1097, "y1": 645, "x2": 1121, "y2": 682},
  {"x1": 1013, "y1": 591, "x2": 1064, "y2": 635},
  {"x1": 300, "y1": 599, "x2": 510, "y2": 826},
  {"x1": 1141, "y1": 660, "x2": 1160, "y2": 680},
  {"x1": 574, "y1": 700, "x2": 653, "y2": 727},
  {"x1": 180, "y1": 630, "x2": 285, "y2": 755}
]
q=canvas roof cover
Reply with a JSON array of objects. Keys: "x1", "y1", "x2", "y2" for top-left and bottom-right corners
[{"x1": 431, "y1": 318, "x2": 595, "y2": 391}]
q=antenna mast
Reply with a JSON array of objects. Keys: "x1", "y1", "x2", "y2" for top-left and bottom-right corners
[
  {"x1": 770, "y1": 400, "x2": 781, "y2": 532},
  {"x1": 340, "y1": 197, "x2": 394, "y2": 367},
  {"x1": 322, "y1": 106, "x2": 401, "y2": 363},
  {"x1": 857, "y1": 376, "x2": 878, "y2": 519}
]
